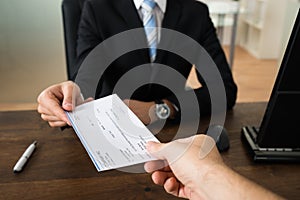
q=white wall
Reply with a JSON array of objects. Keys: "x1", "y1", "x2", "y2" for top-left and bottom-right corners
[
  {"x1": 0, "y1": 0, "x2": 67, "y2": 103},
  {"x1": 278, "y1": 0, "x2": 300, "y2": 65},
  {"x1": 197, "y1": 0, "x2": 238, "y2": 45}
]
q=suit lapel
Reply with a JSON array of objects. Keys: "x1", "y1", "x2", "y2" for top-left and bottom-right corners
[
  {"x1": 162, "y1": 0, "x2": 182, "y2": 30},
  {"x1": 113, "y1": 0, "x2": 150, "y2": 62},
  {"x1": 114, "y1": 0, "x2": 142, "y2": 30},
  {"x1": 156, "y1": 0, "x2": 182, "y2": 63}
]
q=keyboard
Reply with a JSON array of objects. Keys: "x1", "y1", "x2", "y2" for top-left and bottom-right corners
[{"x1": 241, "y1": 126, "x2": 300, "y2": 162}]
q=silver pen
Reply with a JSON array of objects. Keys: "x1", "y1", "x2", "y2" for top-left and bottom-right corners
[{"x1": 13, "y1": 141, "x2": 37, "y2": 173}]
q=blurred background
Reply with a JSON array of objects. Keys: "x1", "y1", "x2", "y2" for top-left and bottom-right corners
[{"x1": 0, "y1": 0, "x2": 299, "y2": 110}]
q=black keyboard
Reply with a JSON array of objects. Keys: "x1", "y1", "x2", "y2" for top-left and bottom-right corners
[{"x1": 241, "y1": 126, "x2": 300, "y2": 162}]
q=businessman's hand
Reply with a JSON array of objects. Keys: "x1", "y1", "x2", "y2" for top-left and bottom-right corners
[
  {"x1": 123, "y1": 99, "x2": 156, "y2": 125},
  {"x1": 37, "y1": 81, "x2": 92, "y2": 127},
  {"x1": 123, "y1": 99, "x2": 176, "y2": 125}
]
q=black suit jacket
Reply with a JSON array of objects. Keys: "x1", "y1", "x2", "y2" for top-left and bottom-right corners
[{"x1": 73, "y1": 0, "x2": 237, "y2": 119}]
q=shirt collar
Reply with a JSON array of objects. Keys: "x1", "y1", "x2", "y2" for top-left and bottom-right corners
[{"x1": 133, "y1": 0, "x2": 167, "y2": 13}]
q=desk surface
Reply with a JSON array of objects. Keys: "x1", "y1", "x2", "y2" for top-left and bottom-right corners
[{"x1": 0, "y1": 102, "x2": 299, "y2": 200}]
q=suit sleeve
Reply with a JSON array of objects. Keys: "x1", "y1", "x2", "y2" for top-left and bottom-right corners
[
  {"x1": 165, "y1": 4, "x2": 237, "y2": 121},
  {"x1": 71, "y1": 0, "x2": 102, "y2": 80}
]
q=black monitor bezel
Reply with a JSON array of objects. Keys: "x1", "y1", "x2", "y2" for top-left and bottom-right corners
[{"x1": 257, "y1": 9, "x2": 300, "y2": 148}]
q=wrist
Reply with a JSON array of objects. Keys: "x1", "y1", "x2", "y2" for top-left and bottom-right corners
[
  {"x1": 151, "y1": 99, "x2": 178, "y2": 122},
  {"x1": 161, "y1": 99, "x2": 177, "y2": 119},
  {"x1": 154, "y1": 99, "x2": 170, "y2": 120},
  {"x1": 196, "y1": 164, "x2": 281, "y2": 200},
  {"x1": 193, "y1": 164, "x2": 231, "y2": 199}
]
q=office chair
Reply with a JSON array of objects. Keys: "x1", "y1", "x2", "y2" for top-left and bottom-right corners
[{"x1": 61, "y1": 0, "x2": 86, "y2": 80}]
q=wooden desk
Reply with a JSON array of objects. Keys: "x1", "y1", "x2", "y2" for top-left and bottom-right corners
[{"x1": 0, "y1": 103, "x2": 299, "y2": 199}]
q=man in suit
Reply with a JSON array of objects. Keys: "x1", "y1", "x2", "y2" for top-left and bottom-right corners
[{"x1": 37, "y1": 0, "x2": 237, "y2": 127}]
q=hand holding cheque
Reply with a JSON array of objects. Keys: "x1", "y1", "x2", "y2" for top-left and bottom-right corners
[
  {"x1": 37, "y1": 81, "x2": 175, "y2": 127},
  {"x1": 144, "y1": 135, "x2": 283, "y2": 200},
  {"x1": 37, "y1": 83, "x2": 281, "y2": 199}
]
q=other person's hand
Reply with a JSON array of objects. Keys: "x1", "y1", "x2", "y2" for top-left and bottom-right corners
[
  {"x1": 144, "y1": 135, "x2": 222, "y2": 199},
  {"x1": 144, "y1": 135, "x2": 282, "y2": 200}
]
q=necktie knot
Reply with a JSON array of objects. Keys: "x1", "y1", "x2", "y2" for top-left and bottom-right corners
[{"x1": 142, "y1": 0, "x2": 156, "y2": 12}]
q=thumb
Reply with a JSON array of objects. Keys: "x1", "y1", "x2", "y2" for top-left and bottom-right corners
[
  {"x1": 61, "y1": 82, "x2": 76, "y2": 111},
  {"x1": 62, "y1": 94, "x2": 73, "y2": 111},
  {"x1": 146, "y1": 141, "x2": 166, "y2": 160},
  {"x1": 123, "y1": 99, "x2": 130, "y2": 106},
  {"x1": 83, "y1": 97, "x2": 94, "y2": 103},
  {"x1": 147, "y1": 136, "x2": 195, "y2": 165},
  {"x1": 146, "y1": 140, "x2": 181, "y2": 162}
]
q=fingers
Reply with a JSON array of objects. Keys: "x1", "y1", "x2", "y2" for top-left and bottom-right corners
[
  {"x1": 152, "y1": 172, "x2": 185, "y2": 198},
  {"x1": 37, "y1": 90, "x2": 70, "y2": 127},
  {"x1": 164, "y1": 177, "x2": 181, "y2": 197},
  {"x1": 83, "y1": 97, "x2": 94, "y2": 104},
  {"x1": 146, "y1": 135, "x2": 218, "y2": 165},
  {"x1": 40, "y1": 113, "x2": 64, "y2": 122},
  {"x1": 40, "y1": 113, "x2": 68, "y2": 126},
  {"x1": 146, "y1": 135, "x2": 222, "y2": 200},
  {"x1": 123, "y1": 99, "x2": 155, "y2": 125},
  {"x1": 146, "y1": 137, "x2": 194, "y2": 164},
  {"x1": 144, "y1": 160, "x2": 170, "y2": 173},
  {"x1": 151, "y1": 171, "x2": 175, "y2": 186},
  {"x1": 38, "y1": 108, "x2": 69, "y2": 127},
  {"x1": 123, "y1": 99, "x2": 129, "y2": 106},
  {"x1": 48, "y1": 120, "x2": 68, "y2": 127},
  {"x1": 60, "y1": 81, "x2": 78, "y2": 111},
  {"x1": 37, "y1": 81, "x2": 79, "y2": 127},
  {"x1": 37, "y1": 81, "x2": 94, "y2": 128},
  {"x1": 146, "y1": 141, "x2": 166, "y2": 159},
  {"x1": 151, "y1": 171, "x2": 187, "y2": 199}
]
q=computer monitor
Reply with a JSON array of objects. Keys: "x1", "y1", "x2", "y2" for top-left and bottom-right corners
[{"x1": 241, "y1": 9, "x2": 300, "y2": 162}]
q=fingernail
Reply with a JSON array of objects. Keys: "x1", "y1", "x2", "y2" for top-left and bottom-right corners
[
  {"x1": 63, "y1": 103, "x2": 73, "y2": 111},
  {"x1": 146, "y1": 141, "x2": 158, "y2": 151},
  {"x1": 63, "y1": 102, "x2": 72, "y2": 107},
  {"x1": 66, "y1": 120, "x2": 72, "y2": 126}
]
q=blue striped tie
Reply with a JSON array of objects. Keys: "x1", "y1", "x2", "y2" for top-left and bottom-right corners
[{"x1": 141, "y1": 0, "x2": 157, "y2": 62}]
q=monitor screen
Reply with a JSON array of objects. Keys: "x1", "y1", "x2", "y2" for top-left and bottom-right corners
[{"x1": 257, "y1": 9, "x2": 300, "y2": 148}]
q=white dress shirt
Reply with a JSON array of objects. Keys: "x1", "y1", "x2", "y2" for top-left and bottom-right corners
[{"x1": 133, "y1": 0, "x2": 166, "y2": 42}]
